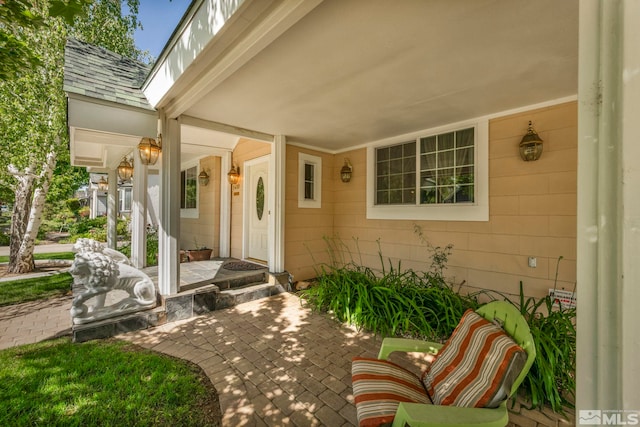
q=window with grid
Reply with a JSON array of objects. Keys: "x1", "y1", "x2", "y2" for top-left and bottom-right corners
[
  {"x1": 375, "y1": 127, "x2": 475, "y2": 206},
  {"x1": 368, "y1": 121, "x2": 487, "y2": 221},
  {"x1": 298, "y1": 152, "x2": 322, "y2": 208},
  {"x1": 376, "y1": 141, "x2": 416, "y2": 205},
  {"x1": 419, "y1": 127, "x2": 474, "y2": 204},
  {"x1": 180, "y1": 166, "x2": 197, "y2": 209}
]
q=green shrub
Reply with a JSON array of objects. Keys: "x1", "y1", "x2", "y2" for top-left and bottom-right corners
[
  {"x1": 118, "y1": 226, "x2": 158, "y2": 266},
  {"x1": 0, "y1": 232, "x2": 9, "y2": 246},
  {"x1": 511, "y1": 281, "x2": 576, "y2": 412},
  {"x1": 300, "y1": 237, "x2": 477, "y2": 342},
  {"x1": 65, "y1": 198, "x2": 81, "y2": 214}
]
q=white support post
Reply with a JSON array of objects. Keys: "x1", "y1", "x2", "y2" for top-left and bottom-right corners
[
  {"x1": 219, "y1": 151, "x2": 231, "y2": 258},
  {"x1": 90, "y1": 187, "x2": 98, "y2": 219},
  {"x1": 577, "y1": 0, "x2": 640, "y2": 414},
  {"x1": 106, "y1": 168, "x2": 118, "y2": 250},
  {"x1": 158, "y1": 114, "x2": 181, "y2": 295},
  {"x1": 269, "y1": 135, "x2": 286, "y2": 273},
  {"x1": 131, "y1": 154, "x2": 148, "y2": 268}
]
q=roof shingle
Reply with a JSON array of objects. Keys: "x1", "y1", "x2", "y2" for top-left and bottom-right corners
[{"x1": 64, "y1": 38, "x2": 154, "y2": 111}]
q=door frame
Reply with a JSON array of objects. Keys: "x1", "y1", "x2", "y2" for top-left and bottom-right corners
[{"x1": 242, "y1": 155, "x2": 271, "y2": 265}]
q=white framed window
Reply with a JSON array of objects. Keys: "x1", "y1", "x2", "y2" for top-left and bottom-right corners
[
  {"x1": 118, "y1": 187, "x2": 132, "y2": 212},
  {"x1": 298, "y1": 153, "x2": 322, "y2": 208},
  {"x1": 180, "y1": 162, "x2": 199, "y2": 218},
  {"x1": 367, "y1": 119, "x2": 488, "y2": 221}
]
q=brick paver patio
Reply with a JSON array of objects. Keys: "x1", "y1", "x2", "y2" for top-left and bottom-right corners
[{"x1": 120, "y1": 292, "x2": 385, "y2": 426}]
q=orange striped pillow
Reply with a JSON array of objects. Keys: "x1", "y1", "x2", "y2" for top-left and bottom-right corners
[
  {"x1": 352, "y1": 357, "x2": 431, "y2": 426},
  {"x1": 422, "y1": 309, "x2": 527, "y2": 408}
]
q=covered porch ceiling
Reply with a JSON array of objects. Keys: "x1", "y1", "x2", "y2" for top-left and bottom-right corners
[{"x1": 161, "y1": 0, "x2": 578, "y2": 152}]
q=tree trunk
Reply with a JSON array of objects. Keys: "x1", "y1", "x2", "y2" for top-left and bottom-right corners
[
  {"x1": 7, "y1": 151, "x2": 57, "y2": 274},
  {"x1": 8, "y1": 167, "x2": 34, "y2": 270}
]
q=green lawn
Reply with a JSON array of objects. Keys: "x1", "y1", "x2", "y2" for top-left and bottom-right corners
[
  {"x1": 0, "y1": 252, "x2": 75, "y2": 263},
  {"x1": 0, "y1": 338, "x2": 221, "y2": 426},
  {"x1": 0, "y1": 272, "x2": 72, "y2": 306}
]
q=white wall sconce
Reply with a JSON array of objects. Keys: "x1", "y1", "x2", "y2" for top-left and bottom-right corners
[
  {"x1": 138, "y1": 134, "x2": 162, "y2": 166},
  {"x1": 227, "y1": 164, "x2": 240, "y2": 185},
  {"x1": 198, "y1": 169, "x2": 210, "y2": 186},
  {"x1": 117, "y1": 157, "x2": 133, "y2": 181},
  {"x1": 519, "y1": 121, "x2": 544, "y2": 161},
  {"x1": 340, "y1": 158, "x2": 353, "y2": 183}
]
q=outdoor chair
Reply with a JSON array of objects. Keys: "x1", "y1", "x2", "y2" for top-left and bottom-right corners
[{"x1": 351, "y1": 301, "x2": 536, "y2": 427}]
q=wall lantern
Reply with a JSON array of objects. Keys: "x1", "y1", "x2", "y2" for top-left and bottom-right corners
[
  {"x1": 138, "y1": 134, "x2": 162, "y2": 165},
  {"x1": 519, "y1": 121, "x2": 544, "y2": 161},
  {"x1": 340, "y1": 158, "x2": 353, "y2": 183},
  {"x1": 97, "y1": 176, "x2": 108, "y2": 191},
  {"x1": 198, "y1": 169, "x2": 210, "y2": 186},
  {"x1": 117, "y1": 157, "x2": 134, "y2": 181},
  {"x1": 227, "y1": 164, "x2": 240, "y2": 185}
]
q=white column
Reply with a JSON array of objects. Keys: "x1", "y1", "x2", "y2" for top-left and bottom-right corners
[
  {"x1": 90, "y1": 188, "x2": 98, "y2": 219},
  {"x1": 106, "y1": 168, "x2": 118, "y2": 250},
  {"x1": 158, "y1": 114, "x2": 181, "y2": 295},
  {"x1": 268, "y1": 135, "x2": 285, "y2": 272},
  {"x1": 219, "y1": 151, "x2": 231, "y2": 258},
  {"x1": 131, "y1": 154, "x2": 148, "y2": 268},
  {"x1": 577, "y1": 0, "x2": 640, "y2": 414}
]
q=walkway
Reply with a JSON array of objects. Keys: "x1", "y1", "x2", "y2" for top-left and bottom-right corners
[{"x1": 120, "y1": 292, "x2": 387, "y2": 426}]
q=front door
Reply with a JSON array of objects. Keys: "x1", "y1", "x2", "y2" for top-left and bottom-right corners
[{"x1": 246, "y1": 158, "x2": 269, "y2": 262}]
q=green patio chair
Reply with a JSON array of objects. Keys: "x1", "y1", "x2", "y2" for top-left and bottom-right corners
[{"x1": 352, "y1": 301, "x2": 536, "y2": 427}]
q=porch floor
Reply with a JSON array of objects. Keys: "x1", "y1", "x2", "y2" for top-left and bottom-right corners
[{"x1": 142, "y1": 258, "x2": 269, "y2": 292}]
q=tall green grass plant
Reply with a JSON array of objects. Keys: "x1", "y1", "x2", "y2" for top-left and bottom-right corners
[{"x1": 301, "y1": 236, "x2": 477, "y2": 342}]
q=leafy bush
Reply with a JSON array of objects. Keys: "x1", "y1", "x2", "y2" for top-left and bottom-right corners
[
  {"x1": 65, "y1": 198, "x2": 81, "y2": 214},
  {"x1": 0, "y1": 232, "x2": 9, "y2": 246},
  {"x1": 300, "y1": 237, "x2": 477, "y2": 342},
  {"x1": 118, "y1": 225, "x2": 158, "y2": 266},
  {"x1": 66, "y1": 217, "x2": 129, "y2": 243},
  {"x1": 68, "y1": 216, "x2": 107, "y2": 235},
  {"x1": 511, "y1": 281, "x2": 576, "y2": 412}
]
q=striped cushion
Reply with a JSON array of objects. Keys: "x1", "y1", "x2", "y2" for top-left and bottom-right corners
[
  {"x1": 422, "y1": 309, "x2": 527, "y2": 408},
  {"x1": 352, "y1": 357, "x2": 431, "y2": 427}
]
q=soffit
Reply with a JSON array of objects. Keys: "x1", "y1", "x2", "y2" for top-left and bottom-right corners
[{"x1": 181, "y1": 0, "x2": 578, "y2": 151}]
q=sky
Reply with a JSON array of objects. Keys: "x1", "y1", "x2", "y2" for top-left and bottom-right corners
[{"x1": 132, "y1": 0, "x2": 192, "y2": 59}]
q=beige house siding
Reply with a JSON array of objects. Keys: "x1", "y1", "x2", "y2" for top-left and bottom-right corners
[
  {"x1": 180, "y1": 156, "x2": 221, "y2": 255},
  {"x1": 230, "y1": 138, "x2": 271, "y2": 260},
  {"x1": 284, "y1": 146, "x2": 336, "y2": 281},
  {"x1": 329, "y1": 101, "x2": 577, "y2": 299}
]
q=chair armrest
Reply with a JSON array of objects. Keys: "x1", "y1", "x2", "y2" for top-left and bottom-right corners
[
  {"x1": 391, "y1": 401, "x2": 509, "y2": 427},
  {"x1": 378, "y1": 338, "x2": 443, "y2": 360}
]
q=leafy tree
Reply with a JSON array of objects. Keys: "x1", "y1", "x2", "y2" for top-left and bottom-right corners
[
  {"x1": 0, "y1": 0, "x2": 92, "y2": 80},
  {"x1": 0, "y1": 0, "x2": 143, "y2": 272}
]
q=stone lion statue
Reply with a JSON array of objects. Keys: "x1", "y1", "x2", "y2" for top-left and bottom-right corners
[
  {"x1": 70, "y1": 239, "x2": 157, "y2": 325},
  {"x1": 73, "y1": 238, "x2": 132, "y2": 265}
]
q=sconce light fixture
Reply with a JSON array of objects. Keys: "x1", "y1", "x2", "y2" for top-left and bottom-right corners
[
  {"x1": 138, "y1": 134, "x2": 162, "y2": 165},
  {"x1": 519, "y1": 121, "x2": 543, "y2": 161},
  {"x1": 227, "y1": 164, "x2": 240, "y2": 185},
  {"x1": 117, "y1": 156, "x2": 134, "y2": 181},
  {"x1": 97, "y1": 176, "x2": 108, "y2": 191},
  {"x1": 340, "y1": 158, "x2": 353, "y2": 183},
  {"x1": 198, "y1": 169, "x2": 210, "y2": 186}
]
